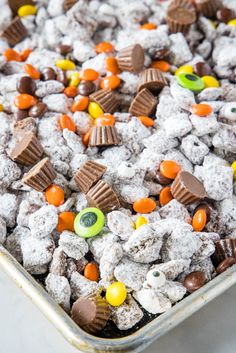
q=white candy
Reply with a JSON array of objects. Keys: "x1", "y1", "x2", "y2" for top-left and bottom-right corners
[
  {"x1": 221, "y1": 102, "x2": 236, "y2": 121},
  {"x1": 146, "y1": 269, "x2": 166, "y2": 288}
]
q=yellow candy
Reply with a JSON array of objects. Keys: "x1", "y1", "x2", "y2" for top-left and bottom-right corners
[
  {"x1": 106, "y1": 282, "x2": 127, "y2": 307},
  {"x1": 18, "y1": 5, "x2": 37, "y2": 17},
  {"x1": 135, "y1": 216, "x2": 148, "y2": 229},
  {"x1": 175, "y1": 65, "x2": 193, "y2": 76},
  {"x1": 202, "y1": 75, "x2": 220, "y2": 88},
  {"x1": 56, "y1": 59, "x2": 76, "y2": 71},
  {"x1": 69, "y1": 72, "x2": 80, "y2": 87},
  {"x1": 231, "y1": 161, "x2": 236, "y2": 180},
  {"x1": 88, "y1": 102, "x2": 104, "y2": 119},
  {"x1": 0, "y1": 104, "x2": 3, "y2": 112},
  {"x1": 228, "y1": 19, "x2": 236, "y2": 27}
]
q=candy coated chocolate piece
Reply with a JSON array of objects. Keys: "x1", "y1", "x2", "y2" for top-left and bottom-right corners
[
  {"x1": 216, "y1": 257, "x2": 236, "y2": 275},
  {"x1": 8, "y1": 0, "x2": 34, "y2": 13},
  {"x1": 15, "y1": 109, "x2": 29, "y2": 120},
  {"x1": 28, "y1": 102, "x2": 47, "y2": 118},
  {"x1": 177, "y1": 73, "x2": 204, "y2": 92},
  {"x1": 184, "y1": 271, "x2": 206, "y2": 293},
  {"x1": 216, "y1": 7, "x2": 235, "y2": 23},
  {"x1": 155, "y1": 171, "x2": 172, "y2": 185},
  {"x1": 17, "y1": 76, "x2": 36, "y2": 95},
  {"x1": 56, "y1": 44, "x2": 73, "y2": 55},
  {"x1": 74, "y1": 207, "x2": 105, "y2": 238},
  {"x1": 56, "y1": 69, "x2": 68, "y2": 86},
  {"x1": 193, "y1": 62, "x2": 212, "y2": 77},
  {"x1": 78, "y1": 81, "x2": 96, "y2": 96},
  {"x1": 194, "y1": 202, "x2": 212, "y2": 222},
  {"x1": 40, "y1": 67, "x2": 56, "y2": 81}
]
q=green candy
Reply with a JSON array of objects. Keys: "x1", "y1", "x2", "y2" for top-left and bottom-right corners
[
  {"x1": 177, "y1": 73, "x2": 204, "y2": 92},
  {"x1": 74, "y1": 207, "x2": 105, "y2": 238}
]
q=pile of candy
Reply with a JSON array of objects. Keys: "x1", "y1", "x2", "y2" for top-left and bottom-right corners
[{"x1": 0, "y1": 0, "x2": 236, "y2": 337}]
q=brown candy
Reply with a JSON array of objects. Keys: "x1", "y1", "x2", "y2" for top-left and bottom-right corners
[
  {"x1": 17, "y1": 76, "x2": 36, "y2": 95},
  {"x1": 167, "y1": 7, "x2": 197, "y2": 34},
  {"x1": 216, "y1": 257, "x2": 236, "y2": 275},
  {"x1": 216, "y1": 7, "x2": 235, "y2": 23},
  {"x1": 184, "y1": 271, "x2": 206, "y2": 293},
  {"x1": 116, "y1": 44, "x2": 145, "y2": 73},
  {"x1": 90, "y1": 89, "x2": 119, "y2": 114},
  {"x1": 195, "y1": 0, "x2": 221, "y2": 18},
  {"x1": 89, "y1": 126, "x2": 120, "y2": 147},
  {"x1": 1, "y1": 16, "x2": 28, "y2": 46},
  {"x1": 86, "y1": 180, "x2": 120, "y2": 213},
  {"x1": 40, "y1": 67, "x2": 56, "y2": 81},
  {"x1": 28, "y1": 103, "x2": 48, "y2": 118},
  {"x1": 10, "y1": 132, "x2": 43, "y2": 166},
  {"x1": 193, "y1": 62, "x2": 212, "y2": 77},
  {"x1": 71, "y1": 295, "x2": 110, "y2": 334},
  {"x1": 168, "y1": 0, "x2": 196, "y2": 11},
  {"x1": 56, "y1": 69, "x2": 68, "y2": 86},
  {"x1": 22, "y1": 157, "x2": 57, "y2": 191},
  {"x1": 129, "y1": 88, "x2": 157, "y2": 117},
  {"x1": 155, "y1": 171, "x2": 172, "y2": 185},
  {"x1": 213, "y1": 239, "x2": 236, "y2": 265},
  {"x1": 56, "y1": 44, "x2": 73, "y2": 55},
  {"x1": 137, "y1": 68, "x2": 168, "y2": 93},
  {"x1": 171, "y1": 171, "x2": 206, "y2": 205},
  {"x1": 15, "y1": 109, "x2": 29, "y2": 121},
  {"x1": 78, "y1": 81, "x2": 96, "y2": 96},
  {"x1": 152, "y1": 48, "x2": 170, "y2": 60},
  {"x1": 74, "y1": 161, "x2": 107, "y2": 194}
]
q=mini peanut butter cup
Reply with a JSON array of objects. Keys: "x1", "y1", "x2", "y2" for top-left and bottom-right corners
[
  {"x1": 89, "y1": 126, "x2": 120, "y2": 147},
  {"x1": 116, "y1": 44, "x2": 145, "y2": 73},
  {"x1": 212, "y1": 239, "x2": 236, "y2": 266},
  {"x1": 171, "y1": 171, "x2": 206, "y2": 205},
  {"x1": 137, "y1": 68, "x2": 168, "y2": 93},
  {"x1": 167, "y1": 7, "x2": 197, "y2": 34},
  {"x1": 168, "y1": 0, "x2": 196, "y2": 12},
  {"x1": 86, "y1": 180, "x2": 120, "y2": 213},
  {"x1": 22, "y1": 157, "x2": 57, "y2": 191},
  {"x1": 90, "y1": 89, "x2": 119, "y2": 114},
  {"x1": 195, "y1": 0, "x2": 221, "y2": 18},
  {"x1": 71, "y1": 295, "x2": 110, "y2": 334},
  {"x1": 1, "y1": 17, "x2": 28, "y2": 46},
  {"x1": 216, "y1": 257, "x2": 236, "y2": 275},
  {"x1": 129, "y1": 88, "x2": 157, "y2": 117},
  {"x1": 63, "y1": 0, "x2": 78, "y2": 11},
  {"x1": 10, "y1": 133, "x2": 43, "y2": 166},
  {"x1": 74, "y1": 161, "x2": 107, "y2": 194},
  {"x1": 8, "y1": 0, "x2": 34, "y2": 14}
]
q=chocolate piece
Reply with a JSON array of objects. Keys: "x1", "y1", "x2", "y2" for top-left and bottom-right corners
[
  {"x1": 13, "y1": 117, "x2": 37, "y2": 137},
  {"x1": 168, "y1": 0, "x2": 196, "y2": 11},
  {"x1": 78, "y1": 81, "x2": 96, "y2": 96},
  {"x1": 74, "y1": 161, "x2": 107, "y2": 194},
  {"x1": 155, "y1": 171, "x2": 172, "y2": 185},
  {"x1": 56, "y1": 69, "x2": 68, "y2": 86},
  {"x1": 1, "y1": 17, "x2": 28, "y2": 46},
  {"x1": 63, "y1": 0, "x2": 78, "y2": 12},
  {"x1": 194, "y1": 202, "x2": 212, "y2": 222},
  {"x1": 129, "y1": 88, "x2": 157, "y2": 117},
  {"x1": 71, "y1": 295, "x2": 110, "y2": 334},
  {"x1": 216, "y1": 257, "x2": 236, "y2": 275},
  {"x1": 40, "y1": 67, "x2": 56, "y2": 81},
  {"x1": 8, "y1": 0, "x2": 34, "y2": 14},
  {"x1": 116, "y1": 44, "x2": 145, "y2": 73},
  {"x1": 90, "y1": 89, "x2": 119, "y2": 114},
  {"x1": 15, "y1": 109, "x2": 29, "y2": 121},
  {"x1": 213, "y1": 239, "x2": 236, "y2": 265},
  {"x1": 10, "y1": 132, "x2": 43, "y2": 166},
  {"x1": 171, "y1": 171, "x2": 206, "y2": 205},
  {"x1": 56, "y1": 44, "x2": 73, "y2": 55},
  {"x1": 216, "y1": 7, "x2": 235, "y2": 23},
  {"x1": 22, "y1": 157, "x2": 57, "y2": 191},
  {"x1": 17, "y1": 76, "x2": 36, "y2": 95},
  {"x1": 193, "y1": 62, "x2": 212, "y2": 77},
  {"x1": 89, "y1": 126, "x2": 120, "y2": 147},
  {"x1": 28, "y1": 103, "x2": 48, "y2": 118},
  {"x1": 195, "y1": 0, "x2": 221, "y2": 18},
  {"x1": 152, "y1": 48, "x2": 170, "y2": 60},
  {"x1": 137, "y1": 68, "x2": 168, "y2": 93},
  {"x1": 184, "y1": 271, "x2": 206, "y2": 293},
  {"x1": 86, "y1": 180, "x2": 120, "y2": 213},
  {"x1": 167, "y1": 7, "x2": 197, "y2": 34}
]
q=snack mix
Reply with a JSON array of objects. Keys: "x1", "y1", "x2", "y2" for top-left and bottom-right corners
[{"x1": 0, "y1": 0, "x2": 236, "y2": 338}]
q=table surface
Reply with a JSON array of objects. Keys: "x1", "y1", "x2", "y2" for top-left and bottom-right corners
[{"x1": 1, "y1": 267, "x2": 235, "y2": 353}]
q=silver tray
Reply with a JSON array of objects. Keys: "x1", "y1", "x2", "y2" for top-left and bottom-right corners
[{"x1": 0, "y1": 245, "x2": 235, "y2": 353}]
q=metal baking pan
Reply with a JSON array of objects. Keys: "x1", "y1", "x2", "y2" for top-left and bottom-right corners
[{"x1": 0, "y1": 244, "x2": 236, "y2": 353}]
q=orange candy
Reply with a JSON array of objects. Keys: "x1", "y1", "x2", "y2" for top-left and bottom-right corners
[
  {"x1": 64, "y1": 86, "x2": 78, "y2": 97},
  {"x1": 57, "y1": 212, "x2": 76, "y2": 232},
  {"x1": 137, "y1": 116, "x2": 154, "y2": 127},
  {"x1": 191, "y1": 103, "x2": 213, "y2": 117},
  {"x1": 71, "y1": 97, "x2": 89, "y2": 112},
  {"x1": 3, "y1": 48, "x2": 22, "y2": 62},
  {"x1": 79, "y1": 68, "x2": 99, "y2": 81},
  {"x1": 24, "y1": 63, "x2": 40, "y2": 79},
  {"x1": 14, "y1": 94, "x2": 37, "y2": 110},
  {"x1": 84, "y1": 262, "x2": 99, "y2": 282},
  {"x1": 192, "y1": 209, "x2": 207, "y2": 231},
  {"x1": 59, "y1": 114, "x2": 76, "y2": 132},
  {"x1": 45, "y1": 184, "x2": 65, "y2": 207},
  {"x1": 82, "y1": 130, "x2": 91, "y2": 146},
  {"x1": 105, "y1": 57, "x2": 121, "y2": 74},
  {"x1": 100, "y1": 75, "x2": 121, "y2": 90},
  {"x1": 159, "y1": 160, "x2": 181, "y2": 180},
  {"x1": 95, "y1": 114, "x2": 115, "y2": 126},
  {"x1": 95, "y1": 41, "x2": 114, "y2": 54},
  {"x1": 133, "y1": 198, "x2": 156, "y2": 214},
  {"x1": 159, "y1": 187, "x2": 174, "y2": 206},
  {"x1": 140, "y1": 23, "x2": 157, "y2": 30},
  {"x1": 151, "y1": 60, "x2": 170, "y2": 72},
  {"x1": 20, "y1": 48, "x2": 33, "y2": 61}
]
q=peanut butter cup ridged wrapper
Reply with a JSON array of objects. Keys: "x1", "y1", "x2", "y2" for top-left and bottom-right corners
[
  {"x1": 129, "y1": 88, "x2": 157, "y2": 116},
  {"x1": 89, "y1": 126, "x2": 120, "y2": 147},
  {"x1": 22, "y1": 157, "x2": 57, "y2": 192},
  {"x1": 137, "y1": 68, "x2": 168, "y2": 93},
  {"x1": 168, "y1": 0, "x2": 196, "y2": 12},
  {"x1": 117, "y1": 44, "x2": 145, "y2": 73},
  {"x1": 10, "y1": 133, "x2": 44, "y2": 166},
  {"x1": 1, "y1": 17, "x2": 28, "y2": 46},
  {"x1": 63, "y1": 0, "x2": 78, "y2": 11},
  {"x1": 167, "y1": 7, "x2": 197, "y2": 34},
  {"x1": 86, "y1": 180, "x2": 120, "y2": 213},
  {"x1": 212, "y1": 239, "x2": 236, "y2": 266},
  {"x1": 74, "y1": 161, "x2": 107, "y2": 194},
  {"x1": 195, "y1": 0, "x2": 221, "y2": 18},
  {"x1": 90, "y1": 89, "x2": 119, "y2": 114},
  {"x1": 171, "y1": 171, "x2": 206, "y2": 205},
  {"x1": 71, "y1": 295, "x2": 110, "y2": 334}
]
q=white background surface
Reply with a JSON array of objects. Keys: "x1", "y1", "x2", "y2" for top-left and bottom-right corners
[{"x1": 1, "y1": 267, "x2": 236, "y2": 353}]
